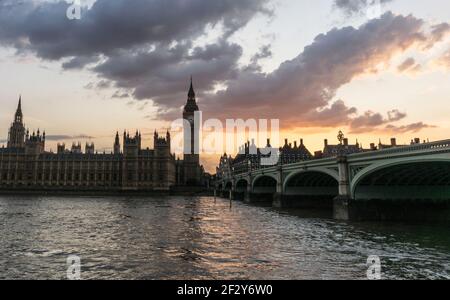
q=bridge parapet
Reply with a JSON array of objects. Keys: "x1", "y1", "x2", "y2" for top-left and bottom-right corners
[{"x1": 348, "y1": 139, "x2": 450, "y2": 161}]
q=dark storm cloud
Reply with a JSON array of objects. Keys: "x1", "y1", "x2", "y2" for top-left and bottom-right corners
[
  {"x1": 93, "y1": 38, "x2": 243, "y2": 112},
  {"x1": 0, "y1": 0, "x2": 269, "y2": 59},
  {"x1": 0, "y1": 0, "x2": 268, "y2": 116},
  {"x1": 62, "y1": 55, "x2": 100, "y2": 70}
]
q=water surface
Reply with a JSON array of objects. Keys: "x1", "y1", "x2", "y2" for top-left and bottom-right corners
[{"x1": 0, "y1": 196, "x2": 449, "y2": 280}]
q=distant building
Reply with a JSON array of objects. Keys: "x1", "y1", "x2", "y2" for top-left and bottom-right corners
[
  {"x1": 279, "y1": 138, "x2": 313, "y2": 164},
  {"x1": 0, "y1": 80, "x2": 205, "y2": 191},
  {"x1": 319, "y1": 137, "x2": 362, "y2": 158},
  {"x1": 216, "y1": 138, "x2": 313, "y2": 179}
]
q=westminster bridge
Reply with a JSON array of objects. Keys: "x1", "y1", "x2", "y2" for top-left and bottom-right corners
[{"x1": 215, "y1": 139, "x2": 450, "y2": 222}]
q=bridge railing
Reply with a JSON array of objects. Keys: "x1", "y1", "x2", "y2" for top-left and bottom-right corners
[{"x1": 348, "y1": 139, "x2": 450, "y2": 159}]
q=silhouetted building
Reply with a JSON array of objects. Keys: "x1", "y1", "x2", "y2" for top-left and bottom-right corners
[
  {"x1": 0, "y1": 83, "x2": 205, "y2": 191},
  {"x1": 216, "y1": 138, "x2": 314, "y2": 179},
  {"x1": 177, "y1": 77, "x2": 204, "y2": 186},
  {"x1": 320, "y1": 138, "x2": 362, "y2": 158}
]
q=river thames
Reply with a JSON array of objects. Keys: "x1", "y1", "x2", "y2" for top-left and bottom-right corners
[{"x1": 0, "y1": 195, "x2": 449, "y2": 280}]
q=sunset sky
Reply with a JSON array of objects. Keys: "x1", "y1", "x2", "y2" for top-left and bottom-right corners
[{"x1": 0, "y1": 0, "x2": 449, "y2": 172}]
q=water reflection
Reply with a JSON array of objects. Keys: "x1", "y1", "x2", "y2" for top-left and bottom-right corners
[{"x1": 0, "y1": 196, "x2": 449, "y2": 280}]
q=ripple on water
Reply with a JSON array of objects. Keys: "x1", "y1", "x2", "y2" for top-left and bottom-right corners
[{"x1": 0, "y1": 196, "x2": 449, "y2": 280}]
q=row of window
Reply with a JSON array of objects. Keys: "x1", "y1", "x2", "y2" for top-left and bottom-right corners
[{"x1": 0, "y1": 172, "x2": 166, "y2": 182}]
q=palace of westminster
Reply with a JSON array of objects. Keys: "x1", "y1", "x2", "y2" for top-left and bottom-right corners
[{"x1": 0, "y1": 80, "x2": 204, "y2": 191}]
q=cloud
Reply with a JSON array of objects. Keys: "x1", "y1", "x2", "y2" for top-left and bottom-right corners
[
  {"x1": 0, "y1": 0, "x2": 270, "y2": 104},
  {"x1": 301, "y1": 100, "x2": 357, "y2": 127},
  {"x1": 384, "y1": 122, "x2": 435, "y2": 133},
  {"x1": 200, "y1": 12, "x2": 443, "y2": 130},
  {"x1": 84, "y1": 80, "x2": 112, "y2": 90},
  {"x1": 397, "y1": 57, "x2": 421, "y2": 73},
  {"x1": 437, "y1": 49, "x2": 450, "y2": 69},
  {"x1": 62, "y1": 55, "x2": 100, "y2": 70},
  {"x1": 246, "y1": 44, "x2": 273, "y2": 72},
  {"x1": 333, "y1": 0, "x2": 394, "y2": 16},
  {"x1": 0, "y1": 0, "x2": 270, "y2": 58},
  {"x1": 424, "y1": 23, "x2": 450, "y2": 49},
  {"x1": 349, "y1": 109, "x2": 407, "y2": 133},
  {"x1": 0, "y1": 2, "x2": 445, "y2": 134},
  {"x1": 112, "y1": 91, "x2": 130, "y2": 99},
  {"x1": 45, "y1": 134, "x2": 94, "y2": 141},
  {"x1": 94, "y1": 38, "x2": 244, "y2": 112},
  {"x1": 387, "y1": 109, "x2": 407, "y2": 122}
]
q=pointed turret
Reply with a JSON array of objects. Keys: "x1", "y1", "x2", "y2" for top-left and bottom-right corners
[
  {"x1": 7, "y1": 95, "x2": 26, "y2": 148},
  {"x1": 17, "y1": 95, "x2": 22, "y2": 111},
  {"x1": 188, "y1": 76, "x2": 195, "y2": 99},
  {"x1": 184, "y1": 76, "x2": 199, "y2": 113},
  {"x1": 15, "y1": 95, "x2": 23, "y2": 123}
]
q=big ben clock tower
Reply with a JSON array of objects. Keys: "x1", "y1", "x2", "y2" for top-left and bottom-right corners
[{"x1": 183, "y1": 77, "x2": 201, "y2": 185}]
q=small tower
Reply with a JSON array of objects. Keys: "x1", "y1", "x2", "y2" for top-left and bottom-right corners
[
  {"x1": 25, "y1": 129, "x2": 45, "y2": 155},
  {"x1": 153, "y1": 130, "x2": 173, "y2": 188},
  {"x1": 85, "y1": 142, "x2": 95, "y2": 154},
  {"x1": 7, "y1": 96, "x2": 26, "y2": 149},
  {"x1": 122, "y1": 130, "x2": 141, "y2": 189},
  {"x1": 123, "y1": 131, "x2": 141, "y2": 157},
  {"x1": 71, "y1": 142, "x2": 82, "y2": 154},
  {"x1": 114, "y1": 131, "x2": 121, "y2": 155},
  {"x1": 166, "y1": 130, "x2": 171, "y2": 145},
  {"x1": 57, "y1": 143, "x2": 66, "y2": 154},
  {"x1": 154, "y1": 131, "x2": 171, "y2": 156}
]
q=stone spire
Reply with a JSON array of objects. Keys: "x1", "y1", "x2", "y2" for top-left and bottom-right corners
[
  {"x1": 188, "y1": 76, "x2": 195, "y2": 99},
  {"x1": 15, "y1": 95, "x2": 23, "y2": 123},
  {"x1": 114, "y1": 131, "x2": 121, "y2": 155},
  {"x1": 8, "y1": 95, "x2": 26, "y2": 148},
  {"x1": 184, "y1": 76, "x2": 199, "y2": 113}
]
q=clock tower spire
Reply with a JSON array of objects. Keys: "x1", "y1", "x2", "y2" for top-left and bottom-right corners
[{"x1": 183, "y1": 77, "x2": 201, "y2": 186}]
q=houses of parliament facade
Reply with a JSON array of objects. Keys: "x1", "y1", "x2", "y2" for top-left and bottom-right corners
[{"x1": 0, "y1": 80, "x2": 204, "y2": 192}]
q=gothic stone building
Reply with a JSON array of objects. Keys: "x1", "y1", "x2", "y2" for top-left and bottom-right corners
[{"x1": 0, "y1": 82, "x2": 204, "y2": 192}]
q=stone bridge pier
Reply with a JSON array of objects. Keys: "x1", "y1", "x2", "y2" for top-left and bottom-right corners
[{"x1": 333, "y1": 156, "x2": 352, "y2": 220}]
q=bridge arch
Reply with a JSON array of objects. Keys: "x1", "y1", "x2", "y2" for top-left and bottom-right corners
[
  {"x1": 283, "y1": 169, "x2": 339, "y2": 193},
  {"x1": 235, "y1": 178, "x2": 249, "y2": 193},
  {"x1": 280, "y1": 170, "x2": 339, "y2": 209},
  {"x1": 252, "y1": 174, "x2": 278, "y2": 194},
  {"x1": 352, "y1": 158, "x2": 450, "y2": 200}
]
